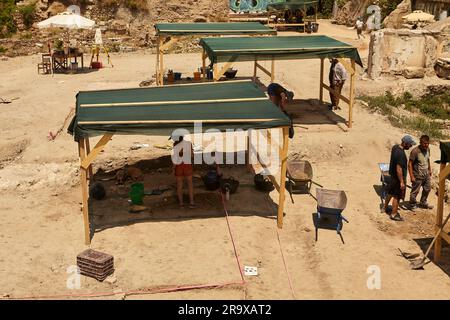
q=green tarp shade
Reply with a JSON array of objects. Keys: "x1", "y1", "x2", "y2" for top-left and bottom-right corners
[
  {"x1": 440, "y1": 141, "x2": 450, "y2": 163},
  {"x1": 268, "y1": 0, "x2": 319, "y2": 11},
  {"x1": 200, "y1": 35, "x2": 364, "y2": 67},
  {"x1": 68, "y1": 81, "x2": 291, "y2": 141},
  {"x1": 155, "y1": 22, "x2": 276, "y2": 36}
]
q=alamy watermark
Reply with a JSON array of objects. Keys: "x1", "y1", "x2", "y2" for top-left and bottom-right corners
[
  {"x1": 366, "y1": 265, "x2": 381, "y2": 290},
  {"x1": 171, "y1": 122, "x2": 282, "y2": 175}
]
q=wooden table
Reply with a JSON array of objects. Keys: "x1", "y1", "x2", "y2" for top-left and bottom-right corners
[{"x1": 52, "y1": 51, "x2": 84, "y2": 72}]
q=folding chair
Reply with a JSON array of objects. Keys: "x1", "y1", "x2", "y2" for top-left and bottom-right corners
[{"x1": 37, "y1": 53, "x2": 52, "y2": 75}]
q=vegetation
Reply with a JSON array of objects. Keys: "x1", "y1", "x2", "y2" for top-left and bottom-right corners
[
  {"x1": 0, "y1": 0, "x2": 17, "y2": 37},
  {"x1": 359, "y1": 91, "x2": 450, "y2": 140},
  {"x1": 18, "y1": 2, "x2": 36, "y2": 29},
  {"x1": 0, "y1": 45, "x2": 6, "y2": 53},
  {"x1": 100, "y1": 0, "x2": 148, "y2": 12}
]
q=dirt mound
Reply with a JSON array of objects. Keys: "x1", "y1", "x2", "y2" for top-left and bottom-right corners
[{"x1": 0, "y1": 139, "x2": 29, "y2": 169}]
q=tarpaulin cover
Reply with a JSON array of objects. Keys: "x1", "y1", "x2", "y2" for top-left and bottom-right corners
[
  {"x1": 68, "y1": 81, "x2": 291, "y2": 140},
  {"x1": 267, "y1": 0, "x2": 319, "y2": 11},
  {"x1": 155, "y1": 22, "x2": 276, "y2": 36},
  {"x1": 200, "y1": 35, "x2": 363, "y2": 67}
]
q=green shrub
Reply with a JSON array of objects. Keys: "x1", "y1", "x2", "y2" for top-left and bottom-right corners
[
  {"x1": 19, "y1": 3, "x2": 36, "y2": 29},
  {"x1": 0, "y1": 0, "x2": 17, "y2": 37},
  {"x1": 359, "y1": 90, "x2": 450, "y2": 140},
  {"x1": 0, "y1": 45, "x2": 6, "y2": 53}
]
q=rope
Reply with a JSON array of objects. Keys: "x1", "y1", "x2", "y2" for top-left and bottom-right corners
[
  {"x1": 276, "y1": 228, "x2": 296, "y2": 299},
  {"x1": 4, "y1": 193, "x2": 246, "y2": 300},
  {"x1": 264, "y1": 197, "x2": 296, "y2": 299},
  {"x1": 219, "y1": 191, "x2": 246, "y2": 284},
  {"x1": 5, "y1": 281, "x2": 244, "y2": 300}
]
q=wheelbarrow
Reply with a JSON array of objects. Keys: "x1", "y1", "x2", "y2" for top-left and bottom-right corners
[
  {"x1": 378, "y1": 163, "x2": 392, "y2": 205},
  {"x1": 286, "y1": 160, "x2": 323, "y2": 203},
  {"x1": 315, "y1": 188, "x2": 349, "y2": 244}
]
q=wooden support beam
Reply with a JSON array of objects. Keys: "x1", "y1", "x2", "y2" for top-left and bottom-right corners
[
  {"x1": 338, "y1": 58, "x2": 356, "y2": 75},
  {"x1": 271, "y1": 56, "x2": 275, "y2": 82},
  {"x1": 348, "y1": 59, "x2": 356, "y2": 129},
  {"x1": 85, "y1": 138, "x2": 93, "y2": 181},
  {"x1": 255, "y1": 62, "x2": 272, "y2": 78},
  {"x1": 322, "y1": 84, "x2": 350, "y2": 105},
  {"x1": 277, "y1": 127, "x2": 289, "y2": 228},
  {"x1": 440, "y1": 230, "x2": 450, "y2": 244},
  {"x1": 79, "y1": 139, "x2": 90, "y2": 245},
  {"x1": 81, "y1": 134, "x2": 113, "y2": 170},
  {"x1": 156, "y1": 36, "x2": 160, "y2": 86},
  {"x1": 81, "y1": 97, "x2": 268, "y2": 108},
  {"x1": 320, "y1": 58, "x2": 324, "y2": 103},
  {"x1": 214, "y1": 56, "x2": 238, "y2": 81},
  {"x1": 439, "y1": 163, "x2": 450, "y2": 181},
  {"x1": 160, "y1": 36, "x2": 180, "y2": 52},
  {"x1": 158, "y1": 36, "x2": 164, "y2": 86},
  {"x1": 435, "y1": 162, "x2": 446, "y2": 261},
  {"x1": 253, "y1": 56, "x2": 258, "y2": 82},
  {"x1": 202, "y1": 49, "x2": 207, "y2": 79}
]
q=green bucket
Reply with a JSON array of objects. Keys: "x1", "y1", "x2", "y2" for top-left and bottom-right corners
[{"x1": 129, "y1": 183, "x2": 144, "y2": 205}]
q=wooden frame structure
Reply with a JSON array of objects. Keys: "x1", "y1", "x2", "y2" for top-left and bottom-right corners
[
  {"x1": 266, "y1": 1, "x2": 318, "y2": 30},
  {"x1": 154, "y1": 23, "x2": 276, "y2": 86},
  {"x1": 77, "y1": 126, "x2": 290, "y2": 245},
  {"x1": 72, "y1": 80, "x2": 291, "y2": 245},
  {"x1": 434, "y1": 144, "x2": 450, "y2": 261},
  {"x1": 201, "y1": 53, "x2": 357, "y2": 128}
]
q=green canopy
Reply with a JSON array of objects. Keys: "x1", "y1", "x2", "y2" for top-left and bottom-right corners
[
  {"x1": 68, "y1": 81, "x2": 291, "y2": 140},
  {"x1": 155, "y1": 22, "x2": 276, "y2": 36},
  {"x1": 268, "y1": 0, "x2": 319, "y2": 11},
  {"x1": 200, "y1": 35, "x2": 363, "y2": 67}
]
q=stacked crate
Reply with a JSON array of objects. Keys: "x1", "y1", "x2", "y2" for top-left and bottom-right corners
[{"x1": 77, "y1": 249, "x2": 114, "y2": 281}]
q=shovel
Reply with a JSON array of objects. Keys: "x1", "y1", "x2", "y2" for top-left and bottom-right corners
[{"x1": 409, "y1": 212, "x2": 450, "y2": 270}]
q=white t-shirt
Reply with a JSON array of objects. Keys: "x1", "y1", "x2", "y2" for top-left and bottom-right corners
[{"x1": 356, "y1": 20, "x2": 364, "y2": 29}]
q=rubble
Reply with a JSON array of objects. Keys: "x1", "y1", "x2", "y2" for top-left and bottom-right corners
[{"x1": 2, "y1": 0, "x2": 230, "y2": 57}]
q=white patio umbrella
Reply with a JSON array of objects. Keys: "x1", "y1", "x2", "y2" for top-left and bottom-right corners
[
  {"x1": 37, "y1": 11, "x2": 95, "y2": 30},
  {"x1": 402, "y1": 10, "x2": 435, "y2": 23}
]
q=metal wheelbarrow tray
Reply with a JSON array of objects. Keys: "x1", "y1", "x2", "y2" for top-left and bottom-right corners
[
  {"x1": 378, "y1": 163, "x2": 392, "y2": 201},
  {"x1": 286, "y1": 160, "x2": 313, "y2": 194},
  {"x1": 316, "y1": 188, "x2": 349, "y2": 235}
]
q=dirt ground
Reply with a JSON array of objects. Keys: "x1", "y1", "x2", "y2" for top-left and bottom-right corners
[{"x1": 0, "y1": 20, "x2": 449, "y2": 300}]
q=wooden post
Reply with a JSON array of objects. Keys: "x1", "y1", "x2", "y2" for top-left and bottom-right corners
[
  {"x1": 320, "y1": 58, "x2": 324, "y2": 103},
  {"x1": 156, "y1": 35, "x2": 160, "y2": 86},
  {"x1": 79, "y1": 139, "x2": 91, "y2": 245},
  {"x1": 85, "y1": 138, "x2": 93, "y2": 181},
  {"x1": 159, "y1": 36, "x2": 164, "y2": 86},
  {"x1": 271, "y1": 56, "x2": 275, "y2": 83},
  {"x1": 213, "y1": 63, "x2": 218, "y2": 82},
  {"x1": 202, "y1": 49, "x2": 206, "y2": 79},
  {"x1": 435, "y1": 162, "x2": 446, "y2": 261},
  {"x1": 348, "y1": 59, "x2": 356, "y2": 129},
  {"x1": 253, "y1": 56, "x2": 257, "y2": 82},
  {"x1": 277, "y1": 127, "x2": 289, "y2": 228}
]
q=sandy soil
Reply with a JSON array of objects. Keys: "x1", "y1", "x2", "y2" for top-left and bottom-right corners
[{"x1": 0, "y1": 20, "x2": 449, "y2": 300}]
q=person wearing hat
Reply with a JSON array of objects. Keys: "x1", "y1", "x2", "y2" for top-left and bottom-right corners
[
  {"x1": 383, "y1": 135, "x2": 416, "y2": 221},
  {"x1": 328, "y1": 58, "x2": 348, "y2": 110},
  {"x1": 267, "y1": 83, "x2": 294, "y2": 113},
  {"x1": 408, "y1": 135, "x2": 433, "y2": 209},
  {"x1": 171, "y1": 133, "x2": 195, "y2": 209}
]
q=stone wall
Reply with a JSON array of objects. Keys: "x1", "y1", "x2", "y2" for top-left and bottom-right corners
[{"x1": 367, "y1": 28, "x2": 446, "y2": 79}]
